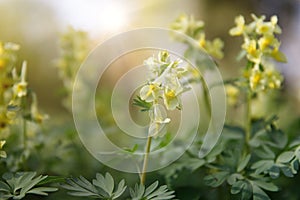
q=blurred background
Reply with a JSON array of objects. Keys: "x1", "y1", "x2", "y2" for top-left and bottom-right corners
[
  {"x1": 0, "y1": 1, "x2": 300, "y2": 199},
  {"x1": 0, "y1": 0, "x2": 299, "y2": 118}
]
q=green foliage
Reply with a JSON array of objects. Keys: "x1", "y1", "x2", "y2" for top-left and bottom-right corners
[
  {"x1": 0, "y1": 172, "x2": 57, "y2": 199},
  {"x1": 0, "y1": 10, "x2": 299, "y2": 200},
  {"x1": 62, "y1": 172, "x2": 126, "y2": 199},
  {"x1": 132, "y1": 96, "x2": 152, "y2": 112},
  {"x1": 129, "y1": 181, "x2": 175, "y2": 200}
]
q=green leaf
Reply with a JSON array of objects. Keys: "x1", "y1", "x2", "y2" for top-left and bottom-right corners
[
  {"x1": 268, "y1": 129, "x2": 287, "y2": 149},
  {"x1": 254, "y1": 146, "x2": 275, "y2": 159},
  {"x1": 291, "y1": 159, "x2": 299, "y2": 172},
  {"x1": 295, "y1": 148, "x2": 300, "y2": 161},
  {"x1": 27, "y1": 187, "x2": 58, "y2": 195},
  {"x1": 144, "y1": 181, "x2": 159, "y2": 197},
  {"x1": 113, "y1": 180, "x2": 126, "y2": 199},
  {"x1": 251, "y1": 160, "x2": 274, "y2": 175},
  {"x1": 280, "y1": 166, "x2": 294, "y2": 177},
  {"x1": 227, "y1": 173, "x2": 244, "y2": 185},
  {"x1": 123, "y1": 144, "x2": 139, "y2": 153},
  {"x1": 62, "y1": 176, "x2": 100, "y2": 197},
  {"x1": 237, "y1": 154, "x2": 251, "y2": 172},
  {"x1": 252, "y1": 184, "x2": 271, "y2": 200},
  {"x1": 0, "y1": 172, "x2": 57, "y2": 199},
  {"x1": 62, "y1": 172, "x2": 126, "y2": 199},
  {"x1": 130, "y1": 181, "x2": 175, "y2": 200},
  {"x1": 276, "y1": 151, "x2": 295, "y2": 163},
  {"x1": 252, "y1": 180, "x2": 278, "y2": 192},
  {"x1": 231, "y1": 180, "x2": 252, "y2": 200},
  {"x1": 288, "y1": 137, "x2": 300, "y2": 148},
  {"x1": 93, "y1": 173, "x2": 114, "y2": 196},
  {"x1": 269, "y1": 166, "x2": 280, "y2": 179},
  {"x1": 7, "y1": 104, "x2": 20, "y2": 112},
  {"x1": 204, "y1": 171, "x2": 230, "y2": 187},
  {"x1": 37, "y1": 176, "x2": 66, "y2": 185},
  {"x1": 133, "y1": 96, "x2": 152, "y2": 112}
]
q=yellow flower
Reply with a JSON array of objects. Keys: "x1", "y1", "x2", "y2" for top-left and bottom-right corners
[
  {"x1": 249, "y1": 69, "x2": 264, "y2": 91},
  {"x1": 258, "y1": 34, "x2": 274, "y2": 51},
  {"x1": 226, "y1": 85, "x2": 240, "y2": 106},
  {"x1": 163, "y1": 87, "x2": 180, "y2": 110},
  {"x1": 198, "y1": 33, "x2": 224, "y2": 59},
  {"x1": 140, "y1": 83, "x2": 161, "y2": 103},
  {"x1": 265, "y1": 68, "x2": 282, "y2": 89},
  {"x1": 207, "y1": 38, "x2": 224, "y2": 59},
  {"x1": 198, "y1": 33, "x2": 206, "y2": 48},
  {"x1": 13, "y1": 82, "x2": 27, "y2": 97},
  {"x1": 0, "y1": 140, "x2": 6, "y2": 158},
  {"x1": 255, "y1": 15, "x2": 281, "y2": 35},
  {"x1": 13, "y1": 61, "x2": 28, "y2": 98},
  {"x1": 31, "y1": 93, "x2": 48, "y2": 123},
  {"x1": 242, "y1": 39, "x2": 261, "y2": 63},
  {"x1": 170, "y1": 13, "x2": 204, "y2": 38},
  {"x1": 229, "y1": 15, "x2": 245, "y2": 36}
]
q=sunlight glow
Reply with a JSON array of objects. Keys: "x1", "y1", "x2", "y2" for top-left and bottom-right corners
[{"x1": 98, "y1": 3, "x2": 127, "y2": 32}]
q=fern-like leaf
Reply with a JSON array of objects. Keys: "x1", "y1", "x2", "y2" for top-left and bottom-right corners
[
  {"x1": 130, "y1": 181, "x2": 175, "y2": 200},
  {"x1": 62, "y1": 172, "x2": 126, "y2": 200},
  {"x1": 0, "y1": 172, "x2": 58, "y2": 200}
]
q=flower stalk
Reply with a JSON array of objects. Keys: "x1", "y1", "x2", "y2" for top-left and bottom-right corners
[{"x1": 140, "y1": 135, "x2": 152, "y2": 185}]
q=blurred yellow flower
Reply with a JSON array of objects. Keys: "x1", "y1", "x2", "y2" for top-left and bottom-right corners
[
  {"x1": 0, "y1": 140, "x2": 6, "y2": 158},
  {"x1": 229, "y1": 15, "x2": 245, "y2": 36},
  {"x1": 30, "y1": 93, "x2": 48, "y2": 123},
  {"x1": 249, "y1": 69, "x2": 264, "y2": 91},
  {"x1": 242, "y1": 39, "x2": 261, "y2": 63},
  {"x1": 171, "y1": 14, "x2": 224, "y2": 59},
  {"x1": 226, "y1": 85, "x2": 240, "y2": 106},
  {"x1": 13, "y1": 62, "x2": 28, "y2": 98}
]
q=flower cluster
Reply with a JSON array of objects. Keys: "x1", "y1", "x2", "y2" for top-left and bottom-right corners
[
  {"x1": 140, "y1": 51, "x2": 188, "y2": 111},
  {"x1": 0, "y1": 42, "x2": 47, "y2": 157},
  {"x1": 229, "y1": 14, "x2": 286, "y2": 92},
  {"x1": 137, "y1": 51, "x2": 190, "y2": 136},
  {"x1": 56, "y1": 27, "x2": 90, "y2": 110},
  {"x1": 170, "y1": 13, "x2": 224, "y2": 59},
  {"x1": 0, "y1": 42, "x2": 20, "y2": 132}
]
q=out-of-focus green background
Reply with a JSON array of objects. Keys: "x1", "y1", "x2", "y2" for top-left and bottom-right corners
[{"x1": 0, "y1": 0, "x2": 299, "y2": 117}]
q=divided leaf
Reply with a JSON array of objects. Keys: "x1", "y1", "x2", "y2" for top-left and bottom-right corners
[
  {"x1": 62, "y1": 172, "x2": 126, "y2": 199},
  {"x1": 0, "y1": 172, "x2": 57, "y2": 200}
]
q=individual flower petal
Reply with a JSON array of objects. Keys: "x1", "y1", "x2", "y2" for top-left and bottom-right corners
[
  {"x1": 140, "y1": 83, "x2": 161, "y2": 103},
  {"x1": 13, "y1": 82, "x2": 27, "y2": 97},
  {"x1": 163, "y1": 88, "x2": 180, "y2": 110},
  {"x1": 148, "y1": 104, "x2": 170, "y2": 137},
  {"x1": 31, "y1": 93, "x2": 49, "y2": 123}
]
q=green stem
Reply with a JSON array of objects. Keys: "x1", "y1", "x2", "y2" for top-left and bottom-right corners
[
  {"x1": 245, "y1": 89, "x2": 252, "y2": 148},
  {"x1": 200, "y1": 76, "x2": 212, "y2": 118},
  {"x1": 140, "y1": 136, "x2": 152, "y2": 185},
  {"x1": 22, "y1": 118, "x2": 27, "y2": 149}
]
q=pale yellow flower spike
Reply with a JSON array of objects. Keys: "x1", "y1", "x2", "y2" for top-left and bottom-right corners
[{"x1": 13, "y1": 61, "x2": 28, "y2": 98}]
